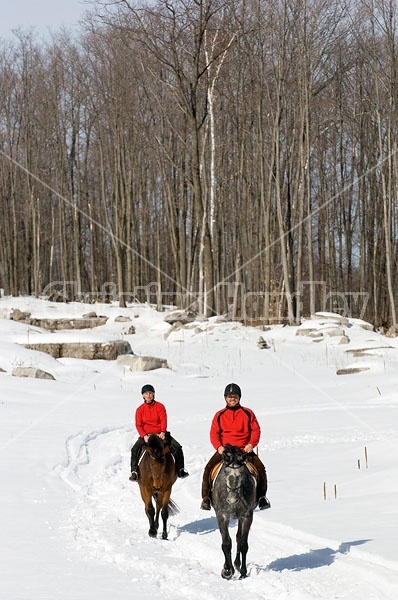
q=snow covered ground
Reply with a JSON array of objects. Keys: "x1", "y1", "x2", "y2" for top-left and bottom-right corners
[{"x1": 0, "y1": 296, "x2": 397, "y2": 599}]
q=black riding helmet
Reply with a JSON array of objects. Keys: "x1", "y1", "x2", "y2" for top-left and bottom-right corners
[
  {"x1": 141, "y1": 384, "x2": 155, "y2": 394},
  {"x1": 224, "y1": 383, "x2": 241, "y2": 397}
]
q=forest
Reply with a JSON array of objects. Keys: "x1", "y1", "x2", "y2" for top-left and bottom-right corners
[{"x1": 0, "y1": 0, "x2": 397, "y2": 328}]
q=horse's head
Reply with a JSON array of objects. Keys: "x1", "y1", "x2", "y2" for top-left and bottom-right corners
[
  {"x1": 222, "y1": 444, "x2": 246, "y2": 468},
  {"x1": 145, "y1": 434, "x2": 169, "y2": 490},
  {"x1": 146, "y1": 434, "x2": 166, "y2": 461}
]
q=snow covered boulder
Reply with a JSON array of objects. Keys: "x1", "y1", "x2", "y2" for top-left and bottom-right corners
[
  {"x1": 10, "y1": 308, "x2": 31, "y2": 322},
  {"x1": 295, "y1": 327, "x2": 319, "y2": 336},
  {"x1": 386, "y1": 326, "x2": 398, "y2": 338},
  {"x1": 164, "y1": 310, "x2": 198, "y2": 325},
  {"x1": 12, "y1": 366, "x2": 55, "y2": 380},
  {"x1": 60, "y1": 340, "x2": 131, "y2": 360},
  {"x1": 28, "y1": 316, "x2": 108, "y2": 330},
  {"x1": 326, "y1": 328, "x2": 346, "y2": 337},
  {"x1": 313, "y1": 312, "x2": 349, "y2": 326},
  {"x1": 309, "y1": 331, "x2": 324, "y2": 339},
  {"x1": 117, "y1": 354, "x2": 168, "y2": 371},
  {"x1": 23, "y1": 340, "x2": 131, "y2": 360}
]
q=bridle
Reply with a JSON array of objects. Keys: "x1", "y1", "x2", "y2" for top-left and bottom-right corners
[{"x1": 223, "y1": 459, "x2": 248, "y2": 502}]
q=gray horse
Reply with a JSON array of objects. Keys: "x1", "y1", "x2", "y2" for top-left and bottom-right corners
[{"x1": 211, "y1": 444, "x2": 257, "y2": 579}]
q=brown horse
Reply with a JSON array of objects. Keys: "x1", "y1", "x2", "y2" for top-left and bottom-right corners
[{"x1": 137, "y1": 433, "x2": 179, "y2": 539}]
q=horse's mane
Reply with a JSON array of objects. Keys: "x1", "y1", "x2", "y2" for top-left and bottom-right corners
[
  {"x1": 222, "y1": 444, "x2": 246, "y2": 466},
  {"x1": 146, "y1": 434, "x2": 165, "y2": 460}
]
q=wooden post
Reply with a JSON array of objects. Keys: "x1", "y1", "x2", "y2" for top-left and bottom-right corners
[
  {"x1": 357, "y1": 458, "x2": 361, "y2": 469},
  {"x1": 323, "y1": 481, "x2": 327, "y2": 500},
  {"x1": 334, "y1": 484, "x2": 337, "y2": 499},
  {"x1": 365, "y1": 446, "x2": 368, "y2": 468}
]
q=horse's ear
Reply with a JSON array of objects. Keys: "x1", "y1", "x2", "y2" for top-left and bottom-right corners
[
  {"x1": 237, "y1": 450, "x2": 247, "y2": 465},
  {"x1": 222, "y1": 446, "x2": 233, "y2": 464}
]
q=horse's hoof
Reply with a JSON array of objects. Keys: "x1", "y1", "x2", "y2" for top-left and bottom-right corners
[
  {"x1": 148, "y1": 529, "x2": 157, "y2": 538},
  {"x1": 162, "y1": 532, "x2": 168, "y2": 540},
  {"x1": 239, "y1": 573, "x2": 248, "y2": 579},
  {"x1": 221, "y1": 568, "x2": 234, "y2": 580}
]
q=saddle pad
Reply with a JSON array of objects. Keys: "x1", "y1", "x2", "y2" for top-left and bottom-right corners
[
  {"x1": 246, "y1": 461, "x2": 258, "y2": 480},
  {"x1": 210, "y1": 460, "x2": 258, "y2": 482},
  {"x1": 210, "y1": 462, "x2": 223, "y2": 482}
]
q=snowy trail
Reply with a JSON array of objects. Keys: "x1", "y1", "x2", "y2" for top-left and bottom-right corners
[
  {"x1": 56, "y1": 427, "x2": 398, "y2": 600},
  {"x1": 2, "y1": 300, "x2": 398, "y2": 599}
]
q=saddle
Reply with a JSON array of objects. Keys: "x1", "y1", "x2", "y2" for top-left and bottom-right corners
[{"x1": 210, "y1": 459, "x2": 258, "y2": 485}]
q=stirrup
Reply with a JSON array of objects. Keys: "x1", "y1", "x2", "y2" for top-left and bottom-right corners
[{"x1": 129, "y1": 471, "x2": 138, "y2": 482}]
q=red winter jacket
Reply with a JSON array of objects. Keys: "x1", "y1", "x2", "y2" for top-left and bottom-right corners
[
  {"x1": 210, "y1": 405, "x2": 261, "y2": 451},
  {"x1": 135, "y1": 400, "x2": 167, "y2": 438}
]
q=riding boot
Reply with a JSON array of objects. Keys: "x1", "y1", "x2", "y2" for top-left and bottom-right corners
[
  {"x1": 251, "y1": 453, "x2": 270, "y2": 509},
  {"x1": 201, "y1": 452, "x2": 222, "y2": 509},
  {"x1": 250, "y1": 454, "x2": 267, "y2": 497},
  {"x1": 172, "y1": 443, "x2": 189, "y2": 478},
  {"x1": 130, "y1": 437, "x2": 145, "y2": 478}
]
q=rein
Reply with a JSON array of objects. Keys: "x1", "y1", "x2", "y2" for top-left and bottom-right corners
[
  {"x1": 224, "y1": 463, "x2": 246, "y2": 469},
  {"x1": 145, "y1": 438, "x2": 170, "y2": 462}
]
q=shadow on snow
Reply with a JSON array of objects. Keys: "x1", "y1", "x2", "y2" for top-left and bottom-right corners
[
  {"x1": 266, "y1": 540, "x2": 372, "y2": 572},
  {"x1": 178, "y1": 516, "x2": 219, "y2": 535}
]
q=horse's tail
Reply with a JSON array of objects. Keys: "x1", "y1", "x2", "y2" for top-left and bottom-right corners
[
  {"x1": 168, "y1": 498, "x2": 180, "y2": 516},
  {"x1": 152, "y1": 493, "x2": 180, "y2": 516}
]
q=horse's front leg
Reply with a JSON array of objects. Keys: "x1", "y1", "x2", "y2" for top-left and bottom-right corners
[
  {"x1": 140, "y1": 487, "x2": 157, "y2": 537},
  {"x1": 145, "y1": 499, "x2": 157, "y2": 537},
  {"x1": 147, "y1": 501, "x2": 157, "y2": 537},
  {"x1": 160, "y1": 490, "x2": 171, "y2": 540},
  {"x1": 217, "y1": 514, "x2": 234, "y2": 579},
  {"x1": 235, "y1": 514, "x2": 253, "y2": 579}
]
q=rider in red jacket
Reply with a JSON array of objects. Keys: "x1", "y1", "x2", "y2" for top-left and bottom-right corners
[
  {"x1": 201, "y1": 383, "x2": 270, "y2": 511},
  {"x1": 129, "y1": 384, "x2": 189, "y2": 481},
  {"x1": 135, "y1": 397, "x2": 167, "y2": 438}
]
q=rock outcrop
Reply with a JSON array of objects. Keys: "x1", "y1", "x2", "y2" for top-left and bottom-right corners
[
  {"x1": 12, "y1": 367, "x2": 55, "y2": 380},
  {"x1": 117, "y1": 354, "x2": 168, "y2": 371},
  {"x1": 21, "y1": 340, "x2": 131, "y2": 360},
  {"x1": 10, "y1": 309, "x2": 108, "y2": 330}
]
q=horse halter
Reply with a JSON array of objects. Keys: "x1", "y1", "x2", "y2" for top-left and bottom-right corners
[
  {"x1": 146, "y1": 446, "x2": 166, "y2": 463},
  {"x1": 223, "y1": 464, "x2": 245, "y2": 505}
]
